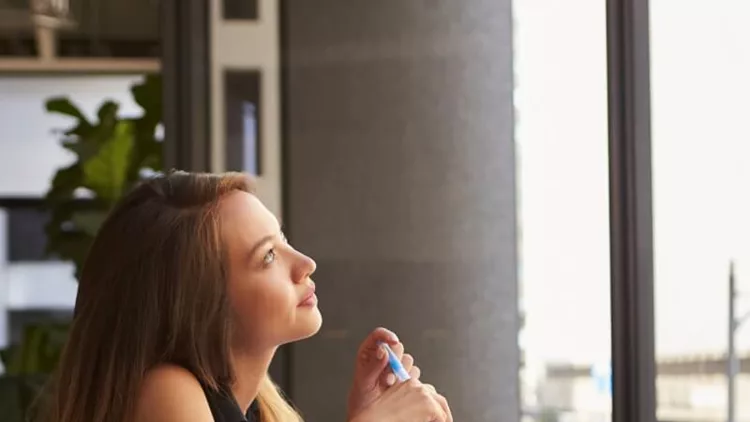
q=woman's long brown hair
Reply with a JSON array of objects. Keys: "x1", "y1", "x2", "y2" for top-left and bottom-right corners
[{"x1": 40, "y1": 171, "x2": 302, "y2": 422}]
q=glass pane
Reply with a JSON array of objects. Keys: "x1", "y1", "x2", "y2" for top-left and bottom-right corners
[
  {"x1": 224, "y1": 70, "x2": 261, "y2": 176},
  {"x1": 651, "y1": 1, "x2": 750, "y2": 421},
  {"x1": 6, "y1": 203, "x2": 49, "y2": 262},
  {"x1": 223, "y1": 0, "x2": 258, "y2": 20},
  {"x1": 514, "y1": 1, "x2": 612, "y2": 421}
]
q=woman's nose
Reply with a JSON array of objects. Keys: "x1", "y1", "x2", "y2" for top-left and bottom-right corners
[{"x1": 294, "y1": 251, "x2": 317, "y2": 283}]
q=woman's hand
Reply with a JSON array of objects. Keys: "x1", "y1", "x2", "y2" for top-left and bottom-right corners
[
  {"x1": 348, "y1": 379, "x2": 452, "y2": 422},
  {"x1": 346, "y1": 328, "x2": 451, "y2": 422},
  {"x1": 346, "y1": 328, "x2": 421, "y2": 419}
]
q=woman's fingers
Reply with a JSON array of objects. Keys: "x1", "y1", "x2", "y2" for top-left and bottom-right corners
[
  {"x1": 408, "y1": 365, "x2": 421, "y2": 380},
  {"x1": 401, "y1": 353, "x2": 414, "y2": 371},
  {"x1": 391, "y1": 342, "x2": 404, "y2": 359},
  {"x1": 381, "y1": 352, "x2": 415, "y2": 387},
  {"x1": 423, "y1": 384, "x2": 452, "y2": 422},
  {"x1": 433, "y1": 393, "x2": 452, "y2": 422}
]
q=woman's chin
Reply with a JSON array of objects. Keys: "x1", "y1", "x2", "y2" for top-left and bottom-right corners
[
  {"x1": 304, "y1": 308, "x2": 323, "y2": 337},
  {"x1": 291, "y1": 308, "x2": 323, "y2": 342}
]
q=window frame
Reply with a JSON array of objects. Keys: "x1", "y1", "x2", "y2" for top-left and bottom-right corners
[{"x1": 606, "y1": 0, "x2": 657, "y2": 421}]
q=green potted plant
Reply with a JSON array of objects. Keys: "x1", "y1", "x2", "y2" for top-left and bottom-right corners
[{"x1": 0, "y1": 74, "x2": 163, "y2": 421}]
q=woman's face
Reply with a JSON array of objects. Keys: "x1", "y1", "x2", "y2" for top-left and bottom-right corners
[{"x1": 220, "y1": 191, "x2": 321, "y2": 352}]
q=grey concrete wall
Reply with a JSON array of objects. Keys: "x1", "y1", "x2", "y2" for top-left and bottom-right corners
[{"x1": 282, "y1": 1, "x2": 519, "y2": 420}]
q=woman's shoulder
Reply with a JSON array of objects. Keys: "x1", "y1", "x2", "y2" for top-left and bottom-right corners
[{"x1": 134, "y1": 363, "x2": 214, "y2": 422}]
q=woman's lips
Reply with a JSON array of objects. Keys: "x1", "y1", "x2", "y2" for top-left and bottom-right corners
[{"x1": 298, "y1": 288, "x2": 317, "y2": 306}]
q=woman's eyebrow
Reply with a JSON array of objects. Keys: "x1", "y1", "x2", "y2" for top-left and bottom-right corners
[{"x1": 248, "y1": 234, "x2": 277, "y2": 257}]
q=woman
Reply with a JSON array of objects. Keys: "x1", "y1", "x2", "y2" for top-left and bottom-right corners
[{"x1": 41, "y1": 171, "x2": 451, "y2": 422}]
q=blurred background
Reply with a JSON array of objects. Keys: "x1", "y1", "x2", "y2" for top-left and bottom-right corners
[{"x1": 0, "y1": 0, "x2": 748, "y2": 421}]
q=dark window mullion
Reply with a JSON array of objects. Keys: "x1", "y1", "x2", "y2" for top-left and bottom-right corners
[
  {"x1": 160, "y1": 0, "x2": 211, "y2": 172},
  {"x1": 606, "y1": 0, "x2": 657, "y2": 421}
]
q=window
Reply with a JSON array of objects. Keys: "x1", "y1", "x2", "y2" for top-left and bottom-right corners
[
  {"x1": 650, "y1": 1, "x2": 750, "y2": 421},
  {"x1": 514, "y1": 1, "x2": 612, "y2": 421}
]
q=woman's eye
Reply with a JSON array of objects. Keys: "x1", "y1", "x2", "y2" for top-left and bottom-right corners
[{"x1": 263, "y1": 249, "x2": 276, "y2": 265}]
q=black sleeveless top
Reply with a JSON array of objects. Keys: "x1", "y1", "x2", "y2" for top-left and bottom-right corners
[{"x1": 202, "y1": 385, "x2": 260, "y2": 422}]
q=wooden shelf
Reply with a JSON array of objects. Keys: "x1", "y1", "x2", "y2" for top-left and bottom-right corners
[{"x1": 0, "y1": 57, "x2": 159, "y2": 73}]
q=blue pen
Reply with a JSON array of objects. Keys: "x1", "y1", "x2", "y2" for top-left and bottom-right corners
[{"x1": 381, "y1": 342, "x2": 411, "y2": 382}]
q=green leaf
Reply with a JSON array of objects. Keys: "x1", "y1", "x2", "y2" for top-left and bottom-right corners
[
  {"x1": 128, "y1": 131, "x2": 163, "y2": 182},
  {"x1": 96, "y1": 100, "x2": 119, "y2": 128},
  {"x1": 47, "y1": 97, "x2": 95, "y2": 140},
  {"x1": 0, "y1": 374, "x2": 49, "y2": 422},
  {"x1": 131, "y1": 74, "x2": 162, "y2": 123},
  {"x1": 0, "y1": 377, "x2": 23, "y2": 422},
  {"x1": 43, "y1": 197, "x2": 102, "y2": 277},
  {"x1": 64, "y1": 121, "x2": 95, "y2": 138},
  {"x1": 20, "y1": 326, "x2": 44, "y2": 373},
  {"x1": 45, "y1": 97, "x2": 90, "y2": 123},
  {"x1": 0, "y1": 324, "x2": 65, "y2": 421},
  {"x1": 41, "y1": 73, "x2": 163, "y2": 282},
  {"x1": 0, "y1": 345, "x2": 21, "y2": 374},
  {"x1": 81, "y1": 121, "x2": 135, "y2": 203},
  {"x1": 45, "y1": 164, "x2": 83, "y2": 204},
  {"x1": 14, "y1": 324, "x2": 68, "y2": 375},
  {"x1": 0, "y1": 347, "x2": 10, "y2": 367},
  {"x1": 61, "y1": 140, "x2": 102, "y2": 162},
  {"x1": 140, "y1": 141, "x2": 163, "y2": 170},
  {"x1": 71, "y1": 210, "x2": 108, "y2": 237},
  {"x1": 56, "y1": 102, "x2": 120, "y2": 163}
]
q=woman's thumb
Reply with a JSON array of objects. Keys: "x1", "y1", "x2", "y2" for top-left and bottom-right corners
[{"x1": 358, "y1": 343, "x2": 389, "y2": 377}]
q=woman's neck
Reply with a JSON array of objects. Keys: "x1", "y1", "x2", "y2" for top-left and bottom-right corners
[{"x1": 230, "y1": 347, "x2": 277, "y2": 413}]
